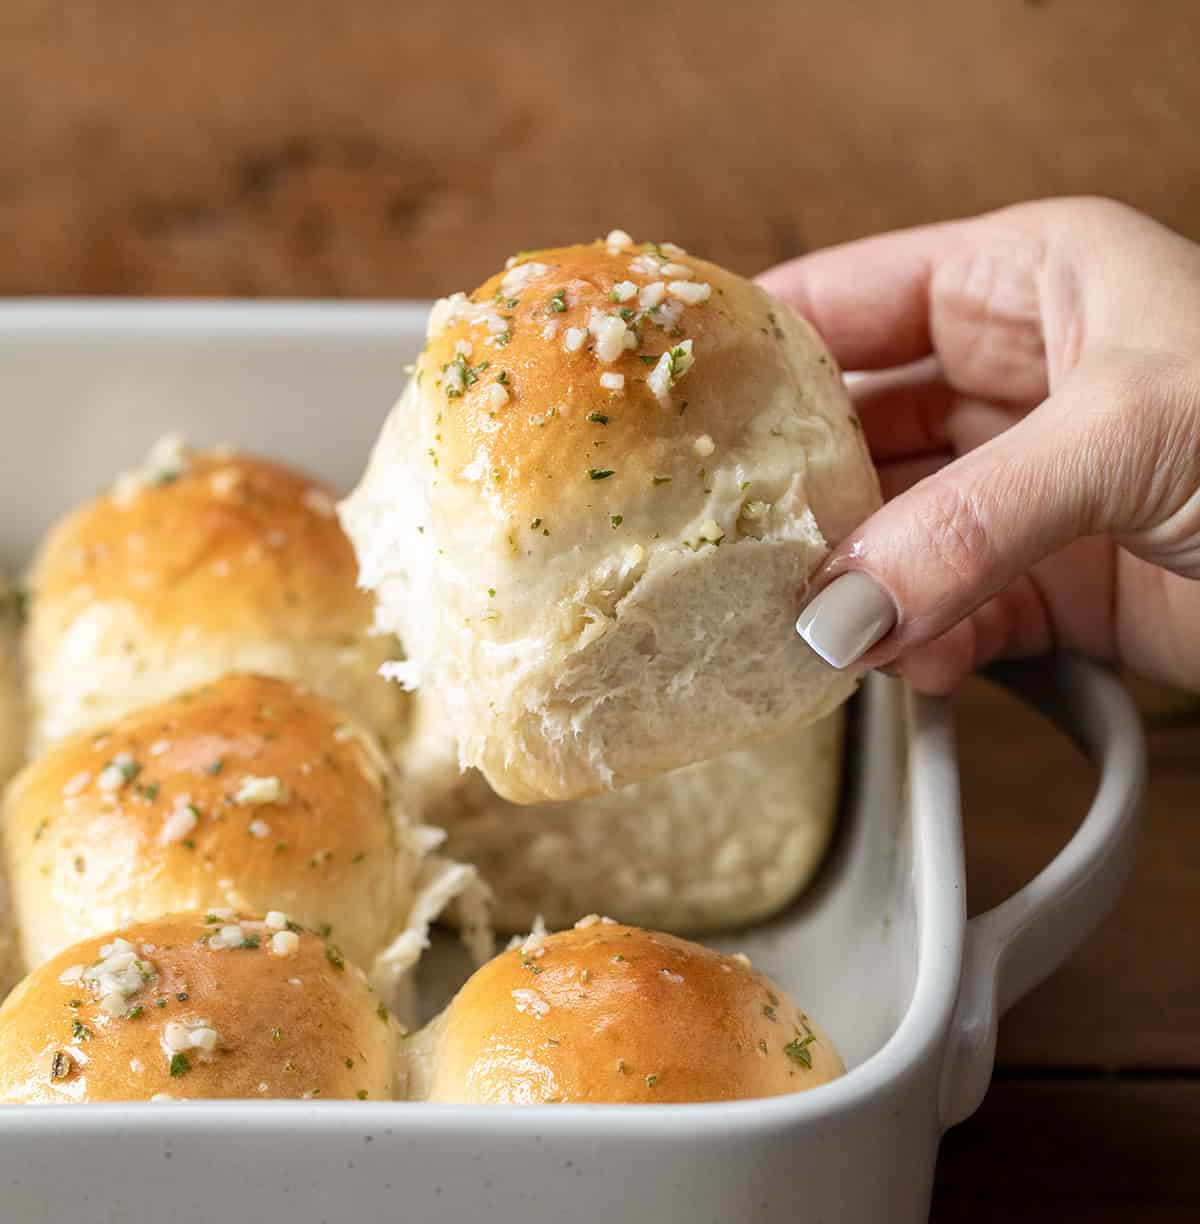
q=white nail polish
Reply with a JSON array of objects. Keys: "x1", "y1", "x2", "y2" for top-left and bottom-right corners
[{"x1": 796, "y1": 571, "x2": 897, "y2": 669}]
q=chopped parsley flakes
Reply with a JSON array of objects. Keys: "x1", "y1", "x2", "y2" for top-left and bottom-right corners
[{"x1": 784, "y1": 1035, "x2": 817, "y2": 1069}]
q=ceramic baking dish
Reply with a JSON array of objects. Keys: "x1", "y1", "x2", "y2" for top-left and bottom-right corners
[{"x1": 0, "y1": 302, "x2": 1145, "y2": 1224}]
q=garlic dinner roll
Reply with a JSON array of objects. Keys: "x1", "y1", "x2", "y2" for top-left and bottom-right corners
[
  {"x1": 0, "y1": 913, "x2": 398, "y2": 1103},
  {"x1": 408, "y1": 695, "x2": 843, "y2": 935},
  {"x1": 2, "y1": 673, "x2": 484, "y2": 990},
  {"x1": 26, "y1": 438, "x2": 405, "y2": 754},
  {"x1": 419, "y1": 921, "x2": 843, "y2": 1104},
  {"x1": 342, "y1": 233, "x2": 880, "y2": 803}
]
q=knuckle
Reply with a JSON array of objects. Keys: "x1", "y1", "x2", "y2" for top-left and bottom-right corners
[
  {"x1": 916, "y1": 481, "x2": 998, "y2": 591},
  {"x1": 930, "y1": 235, "x2": 1048, "y2": 401},
  {"x1": 1053, "y1": 195, "x2": 1140, "y2": 228}
]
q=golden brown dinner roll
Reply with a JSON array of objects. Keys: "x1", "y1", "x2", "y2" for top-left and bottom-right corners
[
  {"x1": 407, "y1": 691, "x2": 843, "y2": 934},
  {"x1": 419, "y1": 921, "x2": 843, "y2": 1104},
  {"x1": 0, "y1": 913, "x2": 399, "y2": 1102},
  {"x1": 25, "y1": 438, "x2": 406, "y2": 753},
  {"x1": 342, "y1": 234, "x2": 880, "y2": 803},
  {"x1": 1, "y1": 673, "x2": 488, "y2": 995}
]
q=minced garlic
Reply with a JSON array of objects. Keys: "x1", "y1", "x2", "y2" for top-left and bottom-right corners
[{"x1": 234, "y1": 776, "x2": 284, "y2": 806}]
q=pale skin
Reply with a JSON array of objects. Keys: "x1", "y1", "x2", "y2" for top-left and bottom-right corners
[{"x1": 758, "y1": 197, "x2": 1200, "y2": 695}]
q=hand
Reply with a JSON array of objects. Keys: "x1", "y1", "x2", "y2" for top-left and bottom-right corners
[{"x1": 757, "y1": 197, "x2": 1200, "y2": 695}]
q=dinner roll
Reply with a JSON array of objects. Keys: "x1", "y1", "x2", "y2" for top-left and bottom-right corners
[
  {"x1": 342, "y1": 234, "x2": 880, "y2": 802},
  {"x1": 25, "y1": 438, "x2": 406, "y2": 754},
  {"x1": 0, "y1": 913, "x2": 399, "y2": 1102},
  {"x1": 420, "y1": 921, "x2": 843, "y2": 1104},
  {"x1": 2, "y1": 673, "x2": 488, "y2": 997},
  {"x1": 408, "y1": 692, "x2": 843, "y2": 934}
]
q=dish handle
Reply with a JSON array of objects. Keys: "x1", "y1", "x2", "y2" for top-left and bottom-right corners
[{"x1": 938, "y1": 653, "x2": 1146, "y2": 1129}]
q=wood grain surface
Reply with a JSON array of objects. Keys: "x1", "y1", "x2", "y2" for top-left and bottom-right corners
[
  {"x1": 3, "y1": 1, "x2": 1199, "y2": 296},
  {"x1": 4, "y1": 1, "x2": 1199, "y2": 1218}
]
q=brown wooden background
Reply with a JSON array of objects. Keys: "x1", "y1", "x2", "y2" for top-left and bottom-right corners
[{"x1": 4, "y1": 2, "x2": 1199, "y2": 1218}]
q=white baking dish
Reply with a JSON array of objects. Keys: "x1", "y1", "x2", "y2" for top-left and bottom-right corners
[{"x1": 0, "y1": 302, "x2": 1144, "y2": 1224}]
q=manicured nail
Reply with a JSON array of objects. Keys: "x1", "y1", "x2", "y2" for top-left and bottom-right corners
[{"x1": 796, "y1": 571, "x2": 897, "y2": 669}]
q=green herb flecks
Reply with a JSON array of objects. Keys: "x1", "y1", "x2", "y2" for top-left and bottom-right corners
[{"x1": 784, "y1": 1035, "x2": 817, "y2": 1069}]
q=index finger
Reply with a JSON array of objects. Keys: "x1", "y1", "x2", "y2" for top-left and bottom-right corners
[{"x1": 756, "y1": 223, "x2": 955, "y2": 370}]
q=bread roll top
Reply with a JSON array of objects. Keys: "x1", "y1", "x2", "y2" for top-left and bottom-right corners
[
  {"x1": 425, "y1": 921, "x2": 843, "y2": 1104},
  {"x1": 0, "y1": 913, "x2": 398, "y2": 1103},
  {"x1": 26, "y1": 441, "x2": 405, "y2": 750},
  {"x1": 4, "y1": 673, "x2": 408, "y2": 972},
  {"x1": 31, "y1": 442, "x2": 368, "y2": 641},
  {"x1": 422, "y1": 240, "x2": 867, "y2": 534}
]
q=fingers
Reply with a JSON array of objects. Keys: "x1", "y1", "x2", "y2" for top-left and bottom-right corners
[
  {"x1": 850, "y1": 362, "x2": 1028, "y2": 462},
  {"x1": 890, "y1": 577, "x2": 1056, "y2": 695},
  {"x1": 757, "y1": 225, "x2": 949, "y2": 370},
  {"x1": 848, "y1": 362, "x2": 955, "y2": 461},
  {"x1": 758, "y1": 207, "x2": 1052, "y2": 403},
  {"x1": 796, "y1": 364, "x2": 1136, "y2": 671}
]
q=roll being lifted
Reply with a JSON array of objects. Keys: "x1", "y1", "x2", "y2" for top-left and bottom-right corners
[{"x1": 342, "y1": 233, "x2": 880, "y2": 803}]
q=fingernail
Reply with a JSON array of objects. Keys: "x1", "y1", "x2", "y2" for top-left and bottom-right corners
[{"x1": 796, "y1": 571, "x2": 897, "y2": 669}]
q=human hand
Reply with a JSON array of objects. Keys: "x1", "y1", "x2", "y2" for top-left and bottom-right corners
[{"x1": 758, "y1": 198, "x2": 1200, "y2": 695}]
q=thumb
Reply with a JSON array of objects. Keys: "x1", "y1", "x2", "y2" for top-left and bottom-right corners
[{"x1": 795, "y1": 361, "x2": 1168, "y2": 670}]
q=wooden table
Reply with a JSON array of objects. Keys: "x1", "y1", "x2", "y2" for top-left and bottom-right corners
[{"x1": 5, "y1": 3, "x2": 1199, "y2": 1218}]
